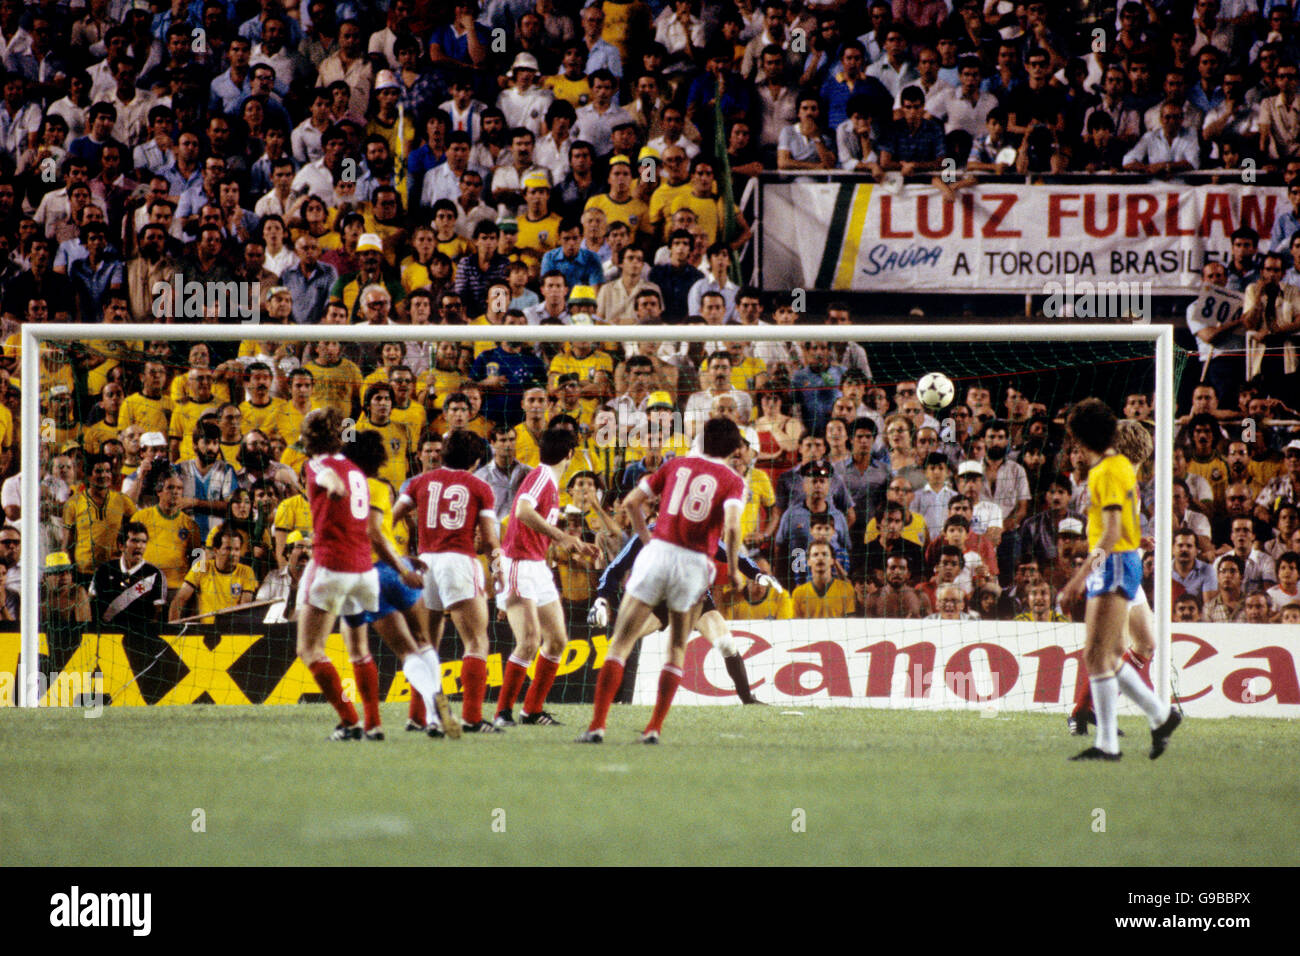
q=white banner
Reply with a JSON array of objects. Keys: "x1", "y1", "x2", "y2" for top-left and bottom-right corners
[
  {"x1": 760, "y1": 180, "x2": 1287, "y2": 296},
  {"x1": 632, "y1": 619, "x2": 1300, "y2": 719}
]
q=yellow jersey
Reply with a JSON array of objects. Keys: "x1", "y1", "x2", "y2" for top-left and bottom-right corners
[
  {"x1": 81, "y1": 419, "x2": 121, "y2": 455},
  {"x1": 1087, "y1": 452, "x2": 1142, "y2": 553},
  {"x1": 865, "y1": 510, "x2": 928, "y2": 547},
  {"x1": 792, "y1": 578, "x2": 857, "y2": 619},
  {"x1": 119, "y1": 391, "x2": 173, "y2": 435},
  {"x1": 303, "y1": 359, "x2": 363, "y2": 416},
  {"x1": 721, "y1": 586, "x2": 795, "y2": 621},
  {"x1": 135, "y1": 505, "x2": 201, "y2": 589},
  {"x1": 738, "y1": 467, "x2": 775, "y2": 542},
  {"x1": 647, "y1": 180, "x2": 691, "y2": 237},
  {"x1": 667, "y1": 192, "x2": 723, "y2": 244},
  {"x1": 63, "y1": 490, "x2": 137, "y2": 574},
  {"x1": 544, "y1": 73, "x2": 591, "y2": 107},
  {"x1": 391, "y1": 401, "x2": 429, "y2": 450},
  {"x1": 516, "y1": 212, "x2": 563, "y2": 259},
  {"x1": 278, "y1": 400, "x2": 320, "y2": 451},
  {"x1": 182, "y1": 560, "x2": 258, "y2": 622},
  {"x1": 168, "y1": 400, "x2": 221, "y2": 461},
  {"x1": 584, "y1": 193, "x2": 649, "y2": 234},
  {"x1": 273, "y1": 494, "x2": 314, "y2": 538},
  {"x1": 367, "y1": 477, "x2": 402, "y2": 563},
  {"x1": 357, "y1": 415, "x2": 411, "y2": 488},
  {"x1": 417, "y1": 366, "x2": 468, "y2": 408},
  {"x1": 514, "y1": 422, "x2": 545, "y2": 468},
  {"x1": 240, "y1": 397, "x2": 290, "y2": 442},
  {"x1": 168, "y1": 375, "x2": 231, "y2": 406}
]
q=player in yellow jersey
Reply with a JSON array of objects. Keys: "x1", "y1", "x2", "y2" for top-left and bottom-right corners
[
  {"x1": 792, "y1": 542, "x2": 857, "y2": 618},
  {"x1": 361, "y1": 342, "x2": 409, "y2": 392},
  {"x1": 1060, "y1": 399, "x2": 1180, "y2": 762},
  {"x1": 516, "y1": 174, "x2": 563, "y2": 271},
  {"x1": 272, "y1": 489, "x2": 314, "y2": 570},
  {"x1": 168, "y1": 526, "x2": 257, "y2": 623},
  {"x1": 280, "y1": 367, "x2": 321, "y2": 452},
  {"x1": 357, "y1": 383, "x2": 412, "y2": 489},
  {"x1": 341, "y1": 430, "x2": 459, "y2": 739}
]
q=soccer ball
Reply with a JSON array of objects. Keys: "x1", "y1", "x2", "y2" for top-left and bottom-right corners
[{"x1": 917, "y1": 372, "x2": 955, "y2": 410}]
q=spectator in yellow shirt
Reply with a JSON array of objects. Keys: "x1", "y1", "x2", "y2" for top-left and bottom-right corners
[
  {"x1": 168, "y1": 526, "x2": 257, "y2": 623},
  {"x1": 792, "y1": 542, "x2": 858, "y2": 618}
]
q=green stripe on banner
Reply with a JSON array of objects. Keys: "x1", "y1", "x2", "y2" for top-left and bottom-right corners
[{"x1": 815, "y1": 183, "x2": 856, "y2": 290}]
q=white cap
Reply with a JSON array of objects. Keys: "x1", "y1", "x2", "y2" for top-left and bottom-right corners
[
  {"x1": 957, "y1": 460, "x2": 984, "y2": 476},
  {"x1": 1058, "y1": 517, "x2": 1085, "y2": 536},
  {"x1": 510, "y1": 53, "x2": 540, "y2": 75},
  {"x1": 141, "y1": 431, "x2": 168, "y2": 447},
  {"x1": 374, "y1": 70, "x2": 400, "y2": 92},
  {"x1": 1284, "y1": 439, "x2": 1300, "y2": 454}
]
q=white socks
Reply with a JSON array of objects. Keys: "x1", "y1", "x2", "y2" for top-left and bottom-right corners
[
  {"x1": 1092, "y1": 675, "x2": 1120, "y2": 755},
  {"x1": 403, "y1": 653, "x2": 439, "y2": 723},
  {"x1": 1116, "y1": 662, "x2": 1171, "y2": 730}
]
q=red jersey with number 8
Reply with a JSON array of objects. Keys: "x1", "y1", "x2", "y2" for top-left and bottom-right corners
[
  {"x1": 401, "y1": 468, "x2": 496, "y2": 558},
  {"x1": 502, "y1": 465, "x2": 560, "y2": 561},
  {"x1": 306, "y1": 454, "x2": 373, "y2": 573},
  {"x1": 640, "y1": 455, "x2": 745, "y2": 558}
]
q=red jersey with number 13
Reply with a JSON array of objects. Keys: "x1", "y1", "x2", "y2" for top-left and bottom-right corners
[
  {"x1": 640, "y1": 455, "x2": 745, "y2": 558},
  {"x1": 306, "y1": 454, "x2": 373, "y2": 573},
  {"x1": 502, "y1": 465, "x2": 560, "y2": 561},
  {"x1": 402, "y1": 468, "x2": 496, "y2": 558}
]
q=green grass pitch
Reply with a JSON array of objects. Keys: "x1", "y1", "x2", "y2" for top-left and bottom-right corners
[{"x1": 1, "y1": 704, "x2": 1296, "y2": 867}]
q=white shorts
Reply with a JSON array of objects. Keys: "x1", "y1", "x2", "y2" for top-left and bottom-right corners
[
  {"x1": 496, "y1": 556, "x2": 560, "y2": 610},
  {"x1": 299, "y1": 561, "x2": 380, "y2": 618},
  {"x1": 421, "y1": 551, "x2": 485, "y2": 612},
  {"x1": 625, "y1": 539, "x2": 714, "y2": 614}
]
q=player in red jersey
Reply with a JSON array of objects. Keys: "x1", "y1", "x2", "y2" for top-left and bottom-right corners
[
  {"x1": 295, "y1": 407, "x2": 383, "y2": 741},
  {"x1": 394, "y1": 429, "x2": 505, "y2": 733},
  {"x1": 493, "y1": 427, "x2": 600, "y2": 727},
  {"x1": 342, "y1": 431, "x2": 457, "y2": 741},
  {"x1": 578, "y1": 417, "x2": 747, "y2": 744}
]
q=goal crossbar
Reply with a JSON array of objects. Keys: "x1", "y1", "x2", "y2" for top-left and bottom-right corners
[{"x1": 18, "y1": 322, "x2": 1175, "y2": 708}]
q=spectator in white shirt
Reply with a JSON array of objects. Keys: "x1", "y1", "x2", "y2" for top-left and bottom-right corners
[{"x1": 1123, "y1": 102, "x2": 1200, "y2": 174}]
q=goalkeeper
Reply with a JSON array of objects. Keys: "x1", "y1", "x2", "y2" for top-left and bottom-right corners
[{"x1": 589, "y1": 527, "x2": 777, "y2": 704}]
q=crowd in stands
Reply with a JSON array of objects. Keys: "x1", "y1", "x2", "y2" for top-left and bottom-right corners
[{"x1": 1, "y1": 0, "x2": 1299, "y2": 633}]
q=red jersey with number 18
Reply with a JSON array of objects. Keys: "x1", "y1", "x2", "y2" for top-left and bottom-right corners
[
  {"x1": 640, "y1": 455, "x2": 745, "y2": 558},
  {"x1": 306, "y1": 454, "x2": 373, "y2": 573},
  {"x1": 502, "y1": 465, "x2": 560, "y2": 561},
  {"x1": 401, "y1": 468, "x2": 496, "y2": 558}
]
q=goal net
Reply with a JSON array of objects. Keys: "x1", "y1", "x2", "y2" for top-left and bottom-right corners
[{"x1": 12, "y1": 322, "x2": 1178, "y2": 719}]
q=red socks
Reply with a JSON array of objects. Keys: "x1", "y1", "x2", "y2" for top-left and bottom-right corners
[
  {"x1": 409, "y1": 690, "x2": 426, "y2": 727},
  {"x1": 644, "y1": 665, "x2": 682, "y2": 735},
  {"x1": 588, "y1": 656, "x2": 625, "y2": 732},
  {"x1": 461, "y1": 655, "x2": 487, "y2": 724},
  {"x1": 308, "y1": 659, "x2": 359, "y2": 726},
  {"x1": 354, "y1": 655, "x2": 381, "y2": 731},
  {"x1": 496, "y1": 655, "x2": 529, "y2": 716},
  {"x1": 523, "y1": 651, "x2": 561, "y2": 716}
]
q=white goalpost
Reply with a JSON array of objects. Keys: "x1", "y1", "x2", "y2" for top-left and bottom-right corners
[{"x1": 17, "y1": 322, "x2": 1175, "y2": 710}]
